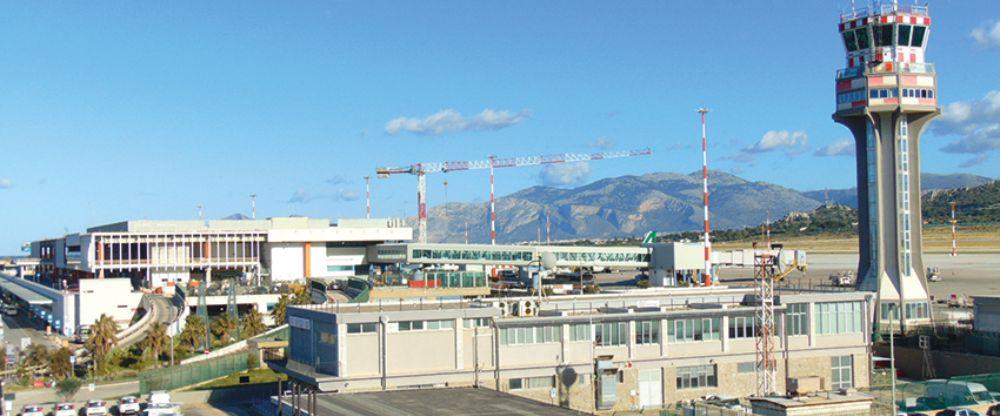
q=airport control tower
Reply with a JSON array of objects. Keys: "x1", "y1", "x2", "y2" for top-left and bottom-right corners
[{"x1": 833, "y1": 2, "x2": 940, "y2": 333}]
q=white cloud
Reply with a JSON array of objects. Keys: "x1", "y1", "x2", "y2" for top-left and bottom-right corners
[
  {"x1": 972, "y1": 20, "x2": 1000, "y2": 48},
  {"x1": 589, "y1": 137, "x2": 614, "y2": 149},
  {"x1": 0, "y1": 179, "x2": 11, "y2": 189},
  {"x1": 729, "y1": 130, "x2": 809, "y2": 162},
  {"x1": 935, "y1": 91, "x2": 1000, "y2": 162},
  {"x1": 384, "y1": 108, "x2": 528, "y2": 135},
  {"x1": 814, "y1": 138, "x2": 855, "y2": 157},
  {"x1": 539, "y1": 162, "x2": 590, "y2": 186}
]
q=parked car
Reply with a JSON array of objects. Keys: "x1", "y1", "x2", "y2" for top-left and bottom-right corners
[
  {"x1": 936, "y1": 409, "x2": 983, "y2": 416},
  {"x1": 20, "y1": 405, "x2": 45, "y2": 416},
  {"x1": 4, "y1": 305, "x2": 18, "y2": 316},
  {"x1": 148, "y1": 390, "x2": 171, "y2": 405},
  {"x1": 141, "y1": 403, "x2": 182, "y2": 416},
  {"x1": 117, "y1": 396, "x2": 141, "y2": 416},
  {"x1": 85, "y1": 400, "x2": 109, "y2": 416},
  {"x1": 52, "y1": 403, "x2": 75, "y2": 416}
]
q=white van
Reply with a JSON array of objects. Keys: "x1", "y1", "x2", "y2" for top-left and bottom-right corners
[
  {"x1": 147, "y1": 390, "x2": 171, "y2": 405},
  {"x1": 925, "y1": 380, "x2": 994, "y2": 406}
]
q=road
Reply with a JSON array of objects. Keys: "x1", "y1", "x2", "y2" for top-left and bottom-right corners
[{"x1": 2, "y1": 309, "x2": 62, "y2": 351}]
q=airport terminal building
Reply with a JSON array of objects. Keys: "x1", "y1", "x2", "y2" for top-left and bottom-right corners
[{"x1": 273, "y1": 287, "x2": 873, "y2": 413}]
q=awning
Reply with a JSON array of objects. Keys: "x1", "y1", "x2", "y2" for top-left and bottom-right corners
[{"x1": 0, "y1": 279, "x2": 53, "y2": 305}]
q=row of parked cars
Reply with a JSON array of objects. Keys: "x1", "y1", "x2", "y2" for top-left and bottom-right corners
[
  {"x1": 20, "y1": 391, "x2": 180, "y2": 416},
  {"x1": 902, "y1": 404, "x2": 1000, "y2": 416}
]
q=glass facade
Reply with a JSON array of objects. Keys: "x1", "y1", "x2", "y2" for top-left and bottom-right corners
[
  {"x1": 595, "y1": 322, "x2": 628, "y2": 347},
  {"x1": 667, "y1": 318, "x2": 720, "y2": 343},
  {"x1": 898, "y1": 114, "x2": 913, "y2": 276},
  {"x1": 635, "y1": 320, "x2": 660, "y2": 345},
  {"x1": 409, "y1": 247, "x2": 648, "y2": 265},
  {"x1": 864, "y1": 122, "x2": 880, "y2": 289},
  {"x1": 786, "y1": 303, "x2": 809, "y2": 336},
  {"x1": 815, "y1": 302, "x2": 863, "y2": 335},
  {"x1": 500, "y1": 325, "x2": 560, "y2": 346}
]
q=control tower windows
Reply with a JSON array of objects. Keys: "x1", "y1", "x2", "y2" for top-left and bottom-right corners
[
  {"x1": 897, "y1": 25, "x2": 912, "y2": 46},
  {"x1": 843, "y1": 30, "x2": 858, "y2": 52},
  {"x1": 855, "y1": 27, "x2": 871, "y2": 49},
  {"x1": 874, "y1": 25, "x2": 893, "y2": 47},
  {"x1": 910, "y1": 26, "x2": 927, "y2": 47}
]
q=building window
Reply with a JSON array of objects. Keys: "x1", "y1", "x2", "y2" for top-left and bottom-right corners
[
  {"x1": 570, "y1": 323, "x2": 592, "y2": 342},
  {"x1": 463, "y1": 318, "x2": 491, "y2": 328},
  {"x1": 667, "y1": 318, "x2": 720, "y2": 343},
  {"x1": 737, "y1": 362, "x2": 755, "y2": 374},
  {"x1": 595, "y1": 322, "x2": 628, "y2": 347},
  {"x1": 729, "y1": 316, "x2": 756, "y2": 339},
  {"x1": 815, "y1": 302, "x2": 863, "y2": 335},
  {"x1": 905, "y1": 302, "x2": 929, "y2": 319},
  {"x1": 831, "y1": 355, "x2": 854, "y2": 390},
  {"x1": 399, "y1": 319, "x2": 454, "y2": 332},
  {"x1": 676, "y1": 365, "x2": 717, "y2": 390},
  {"x1": 636, "y1": 320, "x2": 660, "y2": 345},
  {"x1": 398, "y1": 320, "x2": 424, "y2": 331},
  {"x1": 509, "y1": 376, "x2": 555, "y2": 391},
  {"x1": 786, "y1": 303, "x2": 808, "y2": 336},
  {"x1": 346, "y1": 323, "x2": 377, "y2": 334},
  {"x1": 500, "y1": 325, "x2": 560, "y2": 346}
]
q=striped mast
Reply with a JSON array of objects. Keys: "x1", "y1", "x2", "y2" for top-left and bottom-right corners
[
  {"x1": 698, "y1": 108, "x2": 713, "y2": 286},
  {"x1": 489, "y1": 155, "x2": 497, "y2": 245},
  {"x1": 950, "y1": 201, "x2": 957, "y2": 257},
  {"x1": 364, "y1": 176, "x2": 372, "y2": 219}
]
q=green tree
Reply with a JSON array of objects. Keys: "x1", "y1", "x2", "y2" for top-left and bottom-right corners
[
  {"x1": 55, "y1": 377, "x2": 82, "y2": 402},
  {"x1": 178, "y1": 315, "x2": 207, "y2": 351},
  {"x1": 143, "y1": 321, "x2": 168, "y2": 366},
  {"x1": 272, "y1": 294, "x2": 290, "y2": 326},
  {"x1": 22, "y1": 344, "x2": 49, "y2": 367},
  {"x1": 211, "y1": 314, "x2": 238, "y2": 345},
  {"x1": 241, "y1": 308, "x2": 267, "y2": 338},
  {"x1": 48, "y1": 347, "x2": 73, "y2": 380},
  {"x1": 85, "y1": 314, "x2": 119, "y2": 366}
]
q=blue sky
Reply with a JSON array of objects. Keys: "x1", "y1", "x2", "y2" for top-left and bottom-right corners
[{"x1": 1, "y1": 1, "x2": 999, "y2": 254}]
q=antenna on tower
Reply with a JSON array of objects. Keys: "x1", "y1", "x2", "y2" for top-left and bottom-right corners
[{"x1": 250, "y1": 194, "x2": 257, "y2": 219}]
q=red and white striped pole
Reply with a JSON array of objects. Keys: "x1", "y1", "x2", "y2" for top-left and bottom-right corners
[
  {"x1": 364, "y1": 176, "x2": 371, "y2": 219},
  {"x1": 698, "y1": 108, "x2": 713, "y2": 286},
  {"x1": 417, "y1": 169, "x2": 428, "y2": 243},
  {"x1": 489, "y1": 156, "x2": 497, "y2": 245},
  {"x1": 951, "y1": 201, "x2": 958, "y2": 257}
]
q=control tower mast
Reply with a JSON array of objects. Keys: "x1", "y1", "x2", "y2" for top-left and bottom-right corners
[{"x1": 833, "y1": 2, "x2": 940, "y2": 333}]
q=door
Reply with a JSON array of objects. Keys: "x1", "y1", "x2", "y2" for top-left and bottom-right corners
[{"x1": 638, "y1": 368, "x2": 663, "y2": 408}]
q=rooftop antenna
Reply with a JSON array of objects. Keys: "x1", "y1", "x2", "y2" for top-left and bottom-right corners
[
  {"x1": 950, "y1": 201, "x2": 958, "y2": 257},
  {"x1": 197, "y1": 204, "x2": 204, "y2": 221},
  {"x1": 697, "y1": 107, "x2": 713, "y2": 286},
  {"x1": 250, "y1": 194, "x2": 257, "y2": 219},
  {"x1": 465, "y1": 221, "x2": 469, "y2": 244},
  {"x1": 443, "y1": 180, "x2": 449, "y2": 242}
]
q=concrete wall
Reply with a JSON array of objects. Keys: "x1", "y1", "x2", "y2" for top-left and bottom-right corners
[
  {"x1": 874, "y1": 344, "x2": 1000, "y2": 379},
  {"x1": 76, "y1": 278, "x2": 142, "y2": 327}
]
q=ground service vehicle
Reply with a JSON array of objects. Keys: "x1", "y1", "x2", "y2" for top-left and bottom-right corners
[
  {"x1": 20, "y1": 405, "x2": 45, "y2": 416},
  {"x1": 85, "y1": 400, "x2": 109, "y2": 416}
]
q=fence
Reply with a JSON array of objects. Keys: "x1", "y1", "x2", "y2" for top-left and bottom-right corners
[{"x1": 139, "y1": 350, "x2": 252, "y2": 394}]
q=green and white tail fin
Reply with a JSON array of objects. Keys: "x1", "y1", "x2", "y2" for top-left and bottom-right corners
[{"x1": 641, "y1": 231, "x2": 657, "y2": 244}]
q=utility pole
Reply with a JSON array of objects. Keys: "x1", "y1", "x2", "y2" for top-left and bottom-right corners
[
  {"x1": 197, "y1": 204, "x2": 204, "y2": 221},
  {"x1": 443, "y1": 181, "x2": 449, "y2": 242},
  {"x1": 465, "y1": 222, "x2": 469, "y2": 244},
  {"x1": 698, "y1": 108, "x2": 713, "y2": 286},
  {"x1": 250, "y1": 194, "x2": 257, "y2": 219}
]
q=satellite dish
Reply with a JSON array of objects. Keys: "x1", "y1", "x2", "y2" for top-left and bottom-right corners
[{"x1": 540, "y1": 252, "x2": 556, "y2": 269}]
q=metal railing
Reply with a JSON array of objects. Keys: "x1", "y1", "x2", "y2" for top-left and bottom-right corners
[
  {"x1": 837, "y1": 62, "x2": 935, "y2": 80},
  {"x1": 840, "y1": 3, "x2": 928, "y2": 22}
]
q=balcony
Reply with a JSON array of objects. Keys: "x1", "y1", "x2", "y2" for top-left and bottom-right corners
[{"x1": 839, "y1": 4, "x2": 928, "y2": 22}]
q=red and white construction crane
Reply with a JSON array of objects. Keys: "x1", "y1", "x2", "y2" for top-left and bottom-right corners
[{"x1": 376, "y1": 148, "x2": 652, "y2": 243}]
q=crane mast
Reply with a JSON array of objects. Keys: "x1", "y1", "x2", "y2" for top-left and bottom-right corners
[{"x1": 376, "y1": 148, "x2": 652, "y2": 243}]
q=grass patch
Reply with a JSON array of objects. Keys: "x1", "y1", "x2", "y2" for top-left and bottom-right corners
[{"x1": 193, "y1": 368, "x2": 286, "y2": 390}]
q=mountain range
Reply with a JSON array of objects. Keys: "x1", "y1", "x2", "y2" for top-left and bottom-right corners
[{"x1": 419, "y1": 172, "x2": 994, "y2": 244}]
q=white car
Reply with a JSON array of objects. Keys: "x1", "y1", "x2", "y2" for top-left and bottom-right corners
[
  {"x1": 148, "y1": 390, "x2": 171, "y2": 405},
  {"x1": 118, "y1": 395, "x2": 142, "y2": 415},
  {"x1": 20, "y1": 405, "x2": 45, "y2": 416},
  {"x1": 141, "y1": 403, "x2": 182, "y2": 416},
  {"x1": 53, "y1": 403, "x2": 76, "y2": 416},
  {"x1": 85, "y1": 400, "x2": 109, "y2": 416}
]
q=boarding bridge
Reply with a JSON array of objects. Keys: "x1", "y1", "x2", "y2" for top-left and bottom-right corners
[{"x1": 372, "y1": 242, "x2": 806, "y2": 273}]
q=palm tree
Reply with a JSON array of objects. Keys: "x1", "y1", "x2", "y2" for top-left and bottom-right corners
[
  {"x1": 48, "y1": 347, "x2": 73, "y2": 380},
  {"x1": 85, "y1": 314, "x2": 118, "y2": 366},
  {"x1": 210, "y1": 314, "x2": 237, "y2": 345},
  {"x1": 178, "y1": 315, "x2": 207, "y2": 351},
  {"x1": 143, "y1": 322, "x2": 168, "y2": 366},
  {"x1": 272, "y1": 294, "x2": 290, "y2": 326},
  {"x1": 241, "y1": 308, "x2": 267, "y2": 338},
  {"x1": 22, "y1": 344, "x2": 49, "y2": 367}
]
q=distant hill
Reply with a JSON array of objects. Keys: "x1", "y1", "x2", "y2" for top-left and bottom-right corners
[{"x1": 802, "y1": 173, "x2": 994, "y2": 208}]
